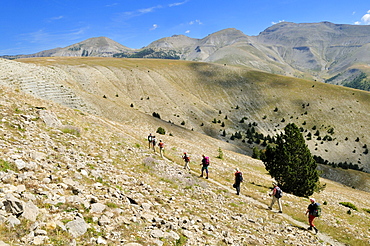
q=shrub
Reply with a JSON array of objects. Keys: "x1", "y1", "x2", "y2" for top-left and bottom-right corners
[
  {"x1": 156, "y1": 127, "x2": 166, "y2": 135},
  {"x1": 339, "y1": 202, "x2": 358, "y2": 211},
  {"x1": 60, "y1": 125, "x2": 81, "y2": 137},
  {"x1": 152, "y1": 112, "x2": 161, "y2": 119},
  {"x1": 217, "y1": 147, "x2": 224, "y2": 160}
]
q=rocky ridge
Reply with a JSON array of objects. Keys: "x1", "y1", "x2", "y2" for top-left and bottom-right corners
[{"x1": 1, "y1": 78, "x2": 370, "y2": 245}]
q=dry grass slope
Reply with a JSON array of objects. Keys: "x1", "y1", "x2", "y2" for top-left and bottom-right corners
[
  {"x1": 0, "y1": 76, "x2": 370, "y2": 245},
  {"x1": 11, "y1": 57, "x2": 370, "y2": 173}
]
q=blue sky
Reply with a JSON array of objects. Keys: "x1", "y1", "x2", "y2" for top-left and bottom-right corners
[{"x1": 1, "y1": 0, "x2": 370, "y2": 55}]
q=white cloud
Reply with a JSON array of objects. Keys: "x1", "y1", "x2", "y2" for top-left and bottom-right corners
[
  {"x1": 150, "y1": 24, "x2": 158, "y2": 31},
  {"x1": 189, "y1": 20, "x2": 202, "y2": 25},
  {"x1": 50, "y1": 16, "x2": 64, "y2": 21},
  {"x1": 106, "y1": 3, "x2": 118, "y2": 7},
  {"x1": 185, "y1": 30, "x2": 190, "y2": 33},
  {"x1": 169, "y1": 0, "x2": 188, "y2": 7},
  {"x1": 272, "y1": 20, "x2": 285, "y2": 25},
  {"x1": 139, "y1": 6, "x2": 162, "y2": 14},
  {"x1": 361, "y1": 10, "x2": 370, "y2": 24},
  {"x1": 122, "y1": 5, "x2": 163, "y2": 19},
  {"x1": 354, "y1": 21, "x2": 361, "y2": 25}
]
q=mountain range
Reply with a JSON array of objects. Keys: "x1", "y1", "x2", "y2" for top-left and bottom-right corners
[
  {"x1": 1, "y1": 21, "x2": 370, "y2": 245},
  {"x1": 4, "y1": 21, "x2": 370, "y2": 91}
]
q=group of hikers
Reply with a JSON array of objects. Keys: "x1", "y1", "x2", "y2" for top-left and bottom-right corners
[
  {"x1": 182, "y1": 153, "x2": 209, "y2": 180},
  {"x1": 147, "y1": 133, "x2": 165, "y2": 157},
  {"x1": 147, "y1": 133, "x2": 321, "y2": 234}
]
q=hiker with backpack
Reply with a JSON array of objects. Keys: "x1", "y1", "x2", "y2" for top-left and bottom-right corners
[
  {"x1": 268, "y1": 183, "x2": 283, "y2": 213},
  {"x1": 233, "y1": 168, "x2": 243, "y2": 195},
  {"x1": 158, "y1": 139, "x2": 164, "y2": 157},
  {"x1": 152, "y1": 136, "x2": 157, "y2": 152},
  {"x1": 305, "y1": 198, "x2": 320, "y2": 234},
  {"x1": 182, "y1": 152, "x2": 190, "y2": 171},
  {"x1": 200, "y1": 155, "x2": 210, "y2": 179},
  {"x1": 148, "y1": 133, "x2": 153, "y2": 149}
]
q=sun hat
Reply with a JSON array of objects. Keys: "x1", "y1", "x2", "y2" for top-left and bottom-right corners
[{"x1": 310, "y1": 198, "x2": 315, "y2": 202}]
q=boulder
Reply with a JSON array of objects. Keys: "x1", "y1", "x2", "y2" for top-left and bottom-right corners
[
  {"x1": 66, "y1": 217, "x2": 88, "y2": 238},
  {"x1": 90, "y1": 203, "x2": 106, "y2": 214},
  {"x1": 21, "y1": 201, "x2": 39, "y2": 221},
  {"x1": 150, "y1": 229, "x2": 164, "y2": 238},
  {"x1": 3, "y1": 194, "x2": 23, "y2": 216},
  {"x1": 98, "y1": 214, "x2": 110, "y2": 226}
]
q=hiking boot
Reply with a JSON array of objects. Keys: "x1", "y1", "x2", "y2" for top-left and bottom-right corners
[
  {"x1": 206, "y1": 177, "x2": 208, "y2": 179},
  {"x1": 313, "y1": 227, "x2": 318, "y2": 233},
  {"x1": 199, "y1": 175, "x2": 203, "y2": 177},
  {"x1": 307, "y1": 226, "x2": 312, "y2": 231},
  {"x1": 268, "y1": 207, "x2": 272, "y2": 210},
  {"x1": 278, "y1": 211, "x2": 282, "y2": 213}
]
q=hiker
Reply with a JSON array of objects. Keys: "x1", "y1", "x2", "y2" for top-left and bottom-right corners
[
  {"x1": 233, "y1": 168, "x2": 243, "y2": 195},
  {"x1": 182, "y1": 152, "x2": 190, "y2": 171},
  {"x1": 305, "y1": 198, "x2": 320, "y2": 233},
  {"x1": 200, "y1": 155, "x2": 210, "y2": 179},
  {"x1": 268, "y1": 183, "x2": 283, "y2": 213},
  {"x1": 148, "y1": 133, "x2": 153, "y2": 149},
  {"x1": 152, "y1": 136, "x2": 157, "y2": 152},
  {"x1": 158, "y1": 139, "x2": 164, "y2": 157}
]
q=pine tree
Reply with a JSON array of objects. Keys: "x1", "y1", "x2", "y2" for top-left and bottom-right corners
[{"x1": 262, "y1": 123, "x2": 320, "y2": 197}]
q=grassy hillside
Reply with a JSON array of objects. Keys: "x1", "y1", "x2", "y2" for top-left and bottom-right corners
[
  {"x1": 0, "y1": 80, "x2": 370, "y2": 245},
  {"x1": 12, "y1": 57, "x2": 370, "y2": 175}
]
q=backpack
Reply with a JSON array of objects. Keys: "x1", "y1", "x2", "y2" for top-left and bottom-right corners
[
  {"x1": 184, "y1": 155, "x2": 190, "y2": 162},
  {"x1": 159, "y1": 142, "x2": 164, "y2": 148},
  {"x1": 236, "y1": 172, "x2": 243, "y2": 182},
  {"x1": 274, "y1": 187, "x2": 283, "y2": 198},
  {"x1": 312, "y1": 203, "x2": 321, "y2": 217},
  {"x1": 203, "y1": 156, "x2": 210, "y2": 166}
]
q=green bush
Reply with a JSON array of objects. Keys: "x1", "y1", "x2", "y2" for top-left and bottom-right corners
[
  {"x1": 339, "y1": 202, "x2": 358, "y2": 211},
  {"x1": 217, "y1": 147, "x2": 224, "y2": 160},
  {"x1": 156, "y1": 127, "x2": 166, "y2": 135},
  {"x1": 60, "y1": 125, "x2": 81, "y2": 137}
]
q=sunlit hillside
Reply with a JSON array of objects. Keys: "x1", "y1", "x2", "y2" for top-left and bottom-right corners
[{"x1": 4, "y1": 57, "x2": 369, "y2": 174}]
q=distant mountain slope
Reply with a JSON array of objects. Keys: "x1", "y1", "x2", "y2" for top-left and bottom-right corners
[
  {"x1": 2, "y1": 57, "x2": 370, "y2": 174},
  {"x1": 53, "y1": 36, "x2": 134, "y2": 57},
  {"x1": 256, "y1": 22, "x2": 370, "y2": 76},
  {"x1": 12, "y1": 37, "x2": 134, "y2": 58},
  {"x1": 3, "y1": 22, "x2": 370, "y2": 90}
]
